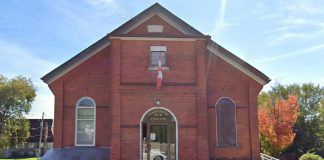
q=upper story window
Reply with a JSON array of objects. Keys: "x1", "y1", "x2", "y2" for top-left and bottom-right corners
[
  {"x1": 75, "y1": 97, "x2": 96, "y2": 146},
  {"x1": 150, "y1": 46, "x2": 167, "y2": 67},
  {"x1": 216, "y1": 97, "x2": 237, "y2": 147}
]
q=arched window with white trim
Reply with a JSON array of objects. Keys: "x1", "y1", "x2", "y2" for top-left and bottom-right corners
[
  {"x1": 75, "y1": 97, "x2": 96, "y2": 146},
  {"x1": 216, "y1": 97, "x2": 237, "y2": 147}
]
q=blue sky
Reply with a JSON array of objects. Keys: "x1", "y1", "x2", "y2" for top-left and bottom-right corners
[{"x1": 0, "y1": 0, "x2": 323, "y2": 119}]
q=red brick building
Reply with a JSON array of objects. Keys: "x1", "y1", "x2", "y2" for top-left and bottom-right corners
[{"x1": 42, "y1": 3, "x2": 270, "y2": 160}]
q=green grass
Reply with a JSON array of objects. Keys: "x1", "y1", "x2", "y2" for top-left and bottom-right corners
[{"x1": 0, "y1": 158, "x2": 37, "y2": 160}]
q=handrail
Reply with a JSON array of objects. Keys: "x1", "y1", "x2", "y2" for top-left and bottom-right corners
[{"x1": 260, "y1": 153, "x2": 279, "y2": 160}]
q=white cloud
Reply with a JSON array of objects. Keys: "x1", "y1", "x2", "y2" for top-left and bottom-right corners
[
  {"x1": 253, "y1": 1, "x2": 324, "y2": 46},
  {"x1": 284, "y1": 0, "x2": 324, "y2": 15},
  {"x1": 0, "y1": 39, "x2": 56, "y2": 118},
  {"x1": 0, "y1": 40, "x2": 57, "y2": 76},
  {"x1": 252, "y1": 43, "x2": 324, "y2": 63},
  {"x1": 218, "y1": 0, "x2": 227, "y2": 28},
  {"x1": 85, "y1": 0, "x2": 126, "y2": 17},
  {"x1": 85, "y1": 0, "x2": 115, "y2": 8},
  {"x1": 267, "y1": 32, "x2": 307, "y2": 45},
  {"x1": 45, "y1": 1, "x2": 95, "y2": 36},
  {"x1": 44, "y1": 0, "x2": 128, "y2": 37},
  {"x1": 212, "y1": 0, "x2": 227, "y2": 36}
]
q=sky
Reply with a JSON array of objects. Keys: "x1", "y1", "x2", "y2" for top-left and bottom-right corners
[{"x1": 0, "y1": 0, "x2": 323, "y2": 119}]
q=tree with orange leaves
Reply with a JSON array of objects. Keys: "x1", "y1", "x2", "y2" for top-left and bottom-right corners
[{"x1": 258, "y1": 95, "x2": 299, "y2": 156}]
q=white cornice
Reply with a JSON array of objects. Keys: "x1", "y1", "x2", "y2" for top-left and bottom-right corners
[
  {"x1": 122, "y1": 13, "x2": 191, "y2": 35},
  {"x1": 46, "y1": 42, "x2": 111, "y2": 84},
  {"x1": 109, "y1": 36, "x2": 204, "y2": 41},
  {"x1": 207, "y1": 44, "x2": 267, "y2": 85}
]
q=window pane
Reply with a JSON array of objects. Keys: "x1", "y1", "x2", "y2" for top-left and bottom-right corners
[
  {"x1": 76, "y1": 132, "x2": 94, "y2": 145},
  {"x1": 77, "y1": 108, "x2": 94, "y2": 119},
  {"x1": 76, "y1": 97, "x2": 96, "y2": 146},
  {"x1": 78, "y1": 98, "x2": 95, "y2": 107},
  {"x1": 77, "y1": 120, "x2": 94, "y2": 132},
  {"x1": 151, "y1": 51, "x2": 166, "y2": 66},
  {"x1": 216, "y1": 98, "x2": 237, "y2": 146},
  {"x1": 76, "y1": 119, "x2": 94, "y2": 145}
]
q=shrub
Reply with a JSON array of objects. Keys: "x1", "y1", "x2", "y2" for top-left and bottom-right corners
[{"x1": 300, "y1": 153, "x2": 323, "y2": 160}]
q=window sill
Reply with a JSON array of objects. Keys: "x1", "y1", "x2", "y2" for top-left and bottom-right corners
[
  {"x1": 75, "y1": 144, "x2": 95, "y2": 147},
  {"x1": 148, "y1": 66, "x2": 170, "y2": 71},
  {"x1": 215, "y1": 144, "x2": 239, "y2": 148}
]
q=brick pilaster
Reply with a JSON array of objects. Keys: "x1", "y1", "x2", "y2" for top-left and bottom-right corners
[
  {"x1": 110, "y1": 39, "x2": 121, "y2": 160},
  {"x1": 196, "y1": 40, "x2": 210, "y2": 160}
]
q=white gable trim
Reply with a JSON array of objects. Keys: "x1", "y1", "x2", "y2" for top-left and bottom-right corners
[
  {"x1": 109, "y1": 36, "x2": 203, "y2": 41},
  {"x1": 122, "y1": 12, "x2": 191, "y2": 35},
  {"x1": 207, "y1": 44, "x2": 267, "y2": 85},
  {"x1": 46, "y1": 42, "x2": 111, "y2": 84}
]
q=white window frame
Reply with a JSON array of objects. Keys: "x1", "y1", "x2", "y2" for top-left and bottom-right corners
[
  {"x1": 75, "y1": 96, "x2": 96, "y2": 146},
  {"x1": 148, "y1": 46, "x2": 170, "y2": 70}
]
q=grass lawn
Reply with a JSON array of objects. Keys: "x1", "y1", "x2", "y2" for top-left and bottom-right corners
[{"x1": 0, "y1": 158, "x2": 37, "y2": 160}]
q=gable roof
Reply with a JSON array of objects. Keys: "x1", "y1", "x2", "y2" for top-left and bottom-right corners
[
  {"x1": 41, "y1": 3, "x2": 270, "y2": 85},
  {"x1": 41, "y1": 35, "x2": 110, "y2": 84},
  {"x1": 110, "y1": 3, "x2": 204, "y2": 36},
  {"x1": 207, "y1": 40, "x2": 270, "y2": 85}
]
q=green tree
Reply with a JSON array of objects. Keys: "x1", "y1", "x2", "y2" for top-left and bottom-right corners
[
  {"x1": 0, "y1": 75, "x2": 36, "y2": 149},
  {"x1": 317, "y1": 98, "x2": 324, "y2": 155},
  {"x1": 300, "y1": 153, "x2": 323, "y2": 160},
  {"x1": 259, "y1": 83, "x2": 324, "y2": 157},
  {"x1": 286, "y1": 83, "x2": 324, "y2": 157}
]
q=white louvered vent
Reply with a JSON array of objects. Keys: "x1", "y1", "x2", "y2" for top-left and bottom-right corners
[{"x1": 147, "y1": 25, "x2": 164, "y2": 33}]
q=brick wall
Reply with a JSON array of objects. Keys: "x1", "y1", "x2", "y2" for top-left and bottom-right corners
[
  {"x1": 49, "y1": 47, "x2": 112, "y2": 148},
  {"x1": 206, "y1": 51, "x2": 262, "y2": 159},
  {"x1": 48, "y1": 16, "x2": 263, "y2": 160}
]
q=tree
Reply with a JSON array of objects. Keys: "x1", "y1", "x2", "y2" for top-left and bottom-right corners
[
  {"x1": 318, "y1": 99, "x2": 324, "y2": 155},
  {"x1": 259, "y1": 95, "x2": 299, "y2": 156},
  {"x1": 285, "y1": 83, "x2": 324, "y2": 157},
  {"x1": 0, "y1": 75, "x2": 36, "y2": 149},
  {"x1": 259, "y1": 83, "x2": 324, "y2": 157},
  {"x1": 300, "y1": 153, "x2": 323, "y2": 160}
]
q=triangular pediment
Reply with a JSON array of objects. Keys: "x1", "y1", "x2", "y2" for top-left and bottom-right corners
[
  {"x1": 109, "y1": 3, "x2": 204, "y2": 37},
  {"x1": 42, "y1": 3, "x2": 270, "y2": 86},
  {"x1": 125, "y1": 15, "x2": 186, "y2": 36}
]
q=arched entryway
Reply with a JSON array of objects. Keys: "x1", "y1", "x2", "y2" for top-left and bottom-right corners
[{"x1": 140, "y1": 107, "x2": 178, "y2": 160}]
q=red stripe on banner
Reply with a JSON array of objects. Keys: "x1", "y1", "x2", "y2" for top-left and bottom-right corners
[{"x1": 157, "y1": 51, "x2": 163, "y2": 90}]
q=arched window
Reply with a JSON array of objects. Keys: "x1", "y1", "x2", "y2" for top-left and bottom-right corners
[
  {"x1": 216, "y1": 97, "x2": 237, "y2": 147},
  {"x1": 75, "y1": 97, "x2": 96, "y2": 146}
]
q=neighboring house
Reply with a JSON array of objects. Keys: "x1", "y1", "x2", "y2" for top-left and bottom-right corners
[
  {"x1": 0, "y1": 119, "x2": 53, "y2": 158},
  {"x1": 24, "y1": 119, "x2": 54, "y2": 156},
  {"x1": 41, "y1": 3, "x2": 270, "y2": 160}
]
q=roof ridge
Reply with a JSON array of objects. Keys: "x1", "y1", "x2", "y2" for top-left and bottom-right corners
[{"x1": 110, "y1": 3, "x2": 204, "y2": 36}]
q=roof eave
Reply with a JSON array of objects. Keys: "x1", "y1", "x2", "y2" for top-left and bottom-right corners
[
  {"x1": 41, "y1": 35, "x2": 111, "y2": 85},
  {"x1": 110, "y1": 3, "x2": 204, "y2": 36},
  {"x1": 207, "y1": 39, "x2": 271, "y2": 85}
]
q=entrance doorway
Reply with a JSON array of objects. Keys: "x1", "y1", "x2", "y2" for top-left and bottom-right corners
[{"x1": 140, "y1": 108, "x2": 177, "y2": 160}]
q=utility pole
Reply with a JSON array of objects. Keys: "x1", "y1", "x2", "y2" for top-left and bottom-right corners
[{"x1": 37, "y1": 112, "x2": 44, "y2": 160}]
